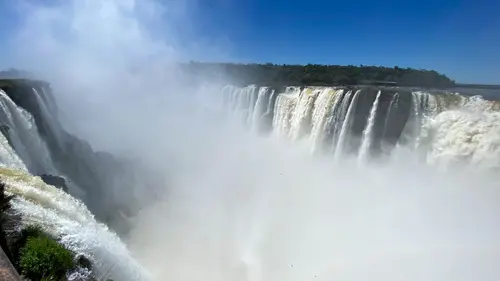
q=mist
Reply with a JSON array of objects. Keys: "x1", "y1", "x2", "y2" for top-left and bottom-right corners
[
  {"x1": 4, "y1": 1, "x2": 500, "y2": 281},
  {"x1": 6, "y1": 0, "x2": 223, "y2": 160}
]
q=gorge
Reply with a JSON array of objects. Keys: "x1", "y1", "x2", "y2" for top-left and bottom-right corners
[{"x1": 1, "y1": 75, "x2": 500, "y2": 280}]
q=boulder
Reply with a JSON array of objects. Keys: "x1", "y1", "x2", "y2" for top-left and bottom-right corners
[{"x1": 38, "y1": 175, "x2": 68, "y2": 192}]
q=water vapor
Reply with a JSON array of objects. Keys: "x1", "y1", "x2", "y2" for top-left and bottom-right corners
[
  {"x1": 5, "y1": 1, "x2": 500, "y2": 281},
  {"x1": 7, "y1": 0, "x2": 221, "y2": 159}
]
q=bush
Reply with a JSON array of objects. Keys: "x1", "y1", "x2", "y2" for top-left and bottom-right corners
[
  {"x1": 20, "y1": 235, "x2": 75, "y2": 281},
  {"x1": 10, "y1": 225, "x2": 46, "y2": 269}
]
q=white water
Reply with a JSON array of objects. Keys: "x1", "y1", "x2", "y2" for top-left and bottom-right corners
[
  {"x1": 0, "y1": 168, "x2": 150, "y2": 281},
  {"x1": 0, "y1": 90, "x2": 57, "y2": 175},
  {"x1": 1, "y1": 81, "x2": 500, "y2": 281},
  {"x1": 251, "y1": 87, "x2": 270, "y2": 132},
  {"x1": 4, "y1": 1, "x2": 499, "y2": 281},
  {"x1": 309, "y1": 89, "x2": 341, "y2": 153},
  {"x1": 289, "y1": 88, "x2": 319, "y2": 141},
  {"x1": 31, "y1": 87, "x2": 66, "y2": 149},
  {"x1": 129, "y1": 87, "x2": 500, "y2": 281},
  {"x1": 0, "y1": 88, "x2": 148, "y2": 280},
  {"x1": 0, "y1": 80, "x2": 500, "y2": 281},
  {"x1": 358, "y1": 90, "x2": 382, "y2": 162},
  {"x1": 333, "y1": 90, "x2": 361, "y2": 160},
  {"x1": 120, "y1": 85, "x2": 500, "y2": 281},
  {"x1": 0, "y1": 133, "x2": 27, "y2": 171},
  {"x1": 273, "y1": 90, "x2": 299, "y2": 139}
]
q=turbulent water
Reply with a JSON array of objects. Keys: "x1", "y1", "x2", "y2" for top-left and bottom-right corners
[
  {"x1": 0, "y1": 85, "x2": 150, "y2": 280},
  {"x1": 0, "y1": 168, "x2": 150, "y2": 280},
  {"x1": 2, "y1": 82, "x2": 500, "y2": 281},
  {"x1": 121, "y1": 84, "x2": 500, "y2": 281},
  {"x1": 223, "y1": 85, "x2": 500, "y2": 168}
]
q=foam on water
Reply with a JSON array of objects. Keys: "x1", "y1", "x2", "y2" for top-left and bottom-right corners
[{"x1": 0, "y1": 168, "x2": 150, "y2": 281}]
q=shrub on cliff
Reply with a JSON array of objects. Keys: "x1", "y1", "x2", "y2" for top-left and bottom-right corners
[
  {"x1": 20, "y1": 234, "x2": 75, "y2": 281},
  {"x1": 9, "y1": 225, "x2": 46, "y2": 269}
]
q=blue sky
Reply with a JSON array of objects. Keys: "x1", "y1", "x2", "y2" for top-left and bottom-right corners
[{"x1": 1, "y1": 0, "x2": 499, "y2": 84}]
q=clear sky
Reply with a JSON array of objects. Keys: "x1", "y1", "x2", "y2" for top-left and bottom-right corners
[{"x1": 1, "y1": 0, "x2": 499, "y2": 84}]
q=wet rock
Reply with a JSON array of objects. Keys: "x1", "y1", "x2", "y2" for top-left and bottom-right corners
[
  {"x1": 39, "y1": 174, "x2": 68, "y2": 192},
  {"x1": 75, "y1": 255, "x2": 92, "y2": 270}
]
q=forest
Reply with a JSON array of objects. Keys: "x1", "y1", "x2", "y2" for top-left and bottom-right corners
[
  {"x1": 183, "y1": 62, "x2": 458, "y2": 88},
  {"x1": 0, "y1": 63, "x2": 466, "y2": 89}
]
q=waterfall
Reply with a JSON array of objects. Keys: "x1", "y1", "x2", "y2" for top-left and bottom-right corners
[
  {"x1": 251, "y1": 87, "x2": 270, "y2": 132},
  {"x1": 273, "y1": 89, "x2": 300, "y2": 139},
  {"x1": 0, "y1": 82, "x2": 151, "y2": 281},
  {"x1": 334, "y1": 90, "x2": 361, "y2": 160},
  {"x1": 329, "y1": 90, "x2": 353, "y2": 151},
  {"x1": 0, "y1": 168, "x2": 150, "y2": 281},
  {"x1": 289, "y1": 88, "x2": 320, "y2": 141},
  {"x1": 31, "y1": 87, "x2": 65, "y2": 149},
  {"x1": 358, "y1": 90, "x2": 382, "y2": 162},
  {"x1": 0, "y1": 89, "x2": 57, "y2": 175},
  {"x1": 382, "y1": 93, "x2": 399, "y2": 140},
  {"x1": 221, "y1": 84, "x2": 500, "y2": 166},
  {"x1": 0, "y1": 132, "x2": 27, "y2": 171},
  {"x1": 310, "y1": 88, "x2": 342, "y2": 153}
]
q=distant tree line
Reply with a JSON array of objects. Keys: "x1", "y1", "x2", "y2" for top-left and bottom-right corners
[
  {"x1": 183, "y1": 62, "x2": 457, "y2": 88},
  {"x1": 455, "y1": 83, "x2": 500, "y2": 90},
  {"x1": 2, "y1": 63, "x2": 462, "y2": 89}
]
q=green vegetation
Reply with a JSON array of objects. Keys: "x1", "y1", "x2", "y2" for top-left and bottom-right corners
[
  {"x1": 2, "y1": 64, "x2": 458, "y2": 88},
  {"x1": 20, "y1": 234, "x2": 75, "y2": 281},
  {"x1": 183, "y1": 62, "x2": 457, "y2": 88},
  {"x1": 0, "y1": 180, "x2": 96, "y2": 281},
  {"x1": 7, "y1": 224, "x2": 79, "y2": 281},
  {"x1": 10, "y1": 225, "x2": 47, "y2": 269},
  {"x1": 456, "y1": 83, "x2": 500, "y2": 90}
]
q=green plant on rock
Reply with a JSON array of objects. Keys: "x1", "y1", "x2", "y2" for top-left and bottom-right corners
[
  {"x1": 10, "y1": 224, "x2": 46, "y2": 269},
  {"x1": 20, "y1": 235, "x2": 75, "y2": 281}
]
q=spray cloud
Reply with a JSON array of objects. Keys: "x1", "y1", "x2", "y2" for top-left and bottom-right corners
[{"x1": 4, "y1": 1, "x2": 500, "y2": 281}]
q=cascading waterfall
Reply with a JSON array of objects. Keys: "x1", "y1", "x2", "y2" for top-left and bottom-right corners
[
  {"x1": 0, "y1": 89, "x2": 57, "y2": 175},
  {"x1": 0, "y1": 132, "x2": 27, "y2": 171},
  {"x1": 2, "y1": 79, "x2": 500, "y2": 281},
  {"x1": 222, "y1": 84, "x2": 500, "y2": 167},
  {"x1": 382, "y1": 93, "x2": 399, "y2": 140},
  {"x1": 289, "y1": 88, "x2": 319, "y2": 141},
  {"x1": 329, "y1": 89, "x2": 353, "y2": 152},
  {"x1": 309, "y1": 88, "x2": 341, "y2": 153},
  {"x1": 333, "y1": 90, "x2": 360, "y2": 160},
  {"x1": 0, "y1": 168, "x2": 150, "y2": 281},
  {"x1": 31, "y1": 87, "x2": 65, "y2": 149},
  {"x1": 273, "y1": 89, "x2": 300, "y2": 139},
  {"x1": 358, "y1": 90, "x2": 382, "y2": 162},
  {"x1": 251, "y1": 87, "x2": 270, "y2": 132},
  {"x1": 0, "y1": 82, "x2": 151, "y2": 281},
  {"x1": 245, "y1": 86, "x2": 259, "y2": 127},
  {"x1": 322, "y1": 90, "x2": 345, "y2": 150}
]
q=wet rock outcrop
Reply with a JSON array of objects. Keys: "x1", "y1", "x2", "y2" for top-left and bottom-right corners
[{"x1": 39, "y1": 174, "x2": 68, "y2": 193}]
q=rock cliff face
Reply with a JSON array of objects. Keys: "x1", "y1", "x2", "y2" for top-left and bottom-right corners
[
  {"x1": 0, "y1": 246, "x2": 20, "y2": 281},
  {"x1": 0, "y1": 79, "x2": 145, "y2": 227}
]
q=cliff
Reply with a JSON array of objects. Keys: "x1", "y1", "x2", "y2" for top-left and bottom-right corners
[
  {"x1": 0, "y1": 247, "x2": 20, "y2": 281},
  {"x1": 0, "y1": 78, "x2": 141, "y2": 228}
]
